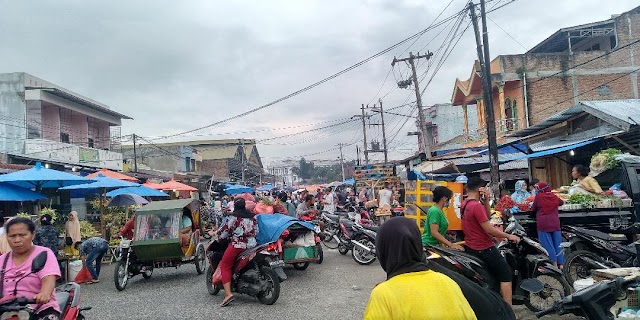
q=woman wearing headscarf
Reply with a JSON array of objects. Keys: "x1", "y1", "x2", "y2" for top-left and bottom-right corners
[
  {"x1": 64, "y1": 211, "x2": 81, "y2": 256},
  {"x1": 511, "y1": 180, "x2": 531, "y2": 204},
  {"x1": 0, "y1": 217, "x2": 14, "y2": 254},
  {"x1": 531, "y1": 182, "x2": 564, "y2": 269},
  {"x1": 34, "y1": 214, "x2": 60, "y2": 254},
  {"x1": 363, "y1": 217, "x2": 476, "y2": 319},
  {"x1": 213, "y1": 198, "x2": 258, "y2": 307}
]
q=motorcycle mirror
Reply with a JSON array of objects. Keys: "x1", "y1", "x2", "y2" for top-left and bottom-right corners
[
  {"x1": 31, "y1": 251, "x2": 48, "y2": 273},
  {"x1": 520, "y1": 278, "x2": 545, "y2": 294}
]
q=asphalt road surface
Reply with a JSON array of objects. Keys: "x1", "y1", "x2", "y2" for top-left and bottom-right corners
[{"x1": 82, "y1": 247, "x2": 580, "y2": 320}]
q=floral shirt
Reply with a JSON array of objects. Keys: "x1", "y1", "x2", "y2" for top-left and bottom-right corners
[
  {"x1": 214, "y1": 215, "x2": 258, "y2": 249},
  {"x1": 34, "y1": 225, "x2": 60, "y2": 254},
  {"x1": 78, "y1": 237, "x2": 108, "y2": 255}
]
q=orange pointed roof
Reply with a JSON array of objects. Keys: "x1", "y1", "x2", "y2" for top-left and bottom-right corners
[
  {"x1": 86, "y1": 168, "x2": 139, "y2": 182},
  {"x1": 157, "y1": 179, "x2": 197, "y2": 192}
]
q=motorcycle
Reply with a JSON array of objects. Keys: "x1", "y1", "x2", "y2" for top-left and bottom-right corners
[
  {"x1": 426, "y1": 218, "x2": 571, "y2": 313},
  {"x1": 561, "y1": 224, "x2": 640, "y2": 285},
  {"x1": 334, "y1": 218, "x2": 378, "y2": 265},
  {"x1": 522, "y1": 276, "x2": 637, "y2": 320},
  {"x1": 205, "y1": 240, "x2": 286, "y2": 305},
  {"x1": 0, "y1": 251, "x2": 91, "y2": 320}
]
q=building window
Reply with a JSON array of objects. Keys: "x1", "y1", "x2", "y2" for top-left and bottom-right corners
[
  {"x1": 88, "y1": 138, "x2": 94, "y2": 148},
  {"x1": 60, "y1": 133, "x2": 70, "y2": 143}
]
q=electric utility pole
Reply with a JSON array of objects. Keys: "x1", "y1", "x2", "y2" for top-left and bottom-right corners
[
  {"x1": 240, "y1": 139, "x2": 246, "y2": 184},
  {"x1": 370, "y1": 99, "x2": 389, "y2": 163},
  {"x1": 470, "y1": 0, "x2": 500, "y2": 199},
  {"x1": 392, "y1": 51, "x2": 434, "y2": 158},
  {"x1": 132, "y1": 134, "x2": 138, "y2": 172},
  {"x1": 351, "y1": 105, "x2": 370, "y2": 164},
  {"x1": 337, "y1": 143, "x2": 346, "y2": 181}
]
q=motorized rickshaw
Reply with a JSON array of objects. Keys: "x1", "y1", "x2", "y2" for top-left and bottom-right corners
[{"x1": 114, "y1": 199, "x2": 206, "y2": 291}]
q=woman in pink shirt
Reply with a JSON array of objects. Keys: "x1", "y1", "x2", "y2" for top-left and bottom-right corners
[{"x1": 0, "y1": 218, "x2": 61, "y2": 319}]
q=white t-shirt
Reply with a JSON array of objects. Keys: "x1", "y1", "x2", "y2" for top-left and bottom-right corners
[
  {"x1": 378, "y1": 189, "x2": 393, "y2": 207},
  {"x1": 323, "y1": 192, "x2": 336, "y2": 213}
]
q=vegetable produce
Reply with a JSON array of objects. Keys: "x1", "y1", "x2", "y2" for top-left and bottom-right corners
[
  {"x1": 566, "y1": 194, "x2": 598, "y2": 209},
  {"x1": 590, "y1": 148, "x2": 622, "y2": 174},
  {"x1": 80, "y1": 221, "x2": 100, "y2": 238}
]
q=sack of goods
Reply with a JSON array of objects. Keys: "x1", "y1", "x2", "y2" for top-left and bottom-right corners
[{"x1": 365, "y1": 200, "x2": 378, "y2": 209}]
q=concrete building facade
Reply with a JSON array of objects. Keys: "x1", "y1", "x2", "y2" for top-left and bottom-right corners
[{"x1": 0, "y1": 72, "x2": 130, "y2": 170}]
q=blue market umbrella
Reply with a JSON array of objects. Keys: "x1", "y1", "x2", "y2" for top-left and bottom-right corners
[
  {"x1": 0, "y1": 182, "x2": 46, "y2": 201},
  {"x1": 59, "y1": 174, "x2": 139, "y2": 191},
  {"x1": 107, "y1": 194, "x2": 149, "y2": 207},
  {"x1": 0, "y1": 162, "x2": 95, "y2": 189},
  {"x1": 224, "y1": 184, "x2": 253, "y2": 195},
  {"x1": 106, "y1": 186, "x2": 169, "y2": 198}
]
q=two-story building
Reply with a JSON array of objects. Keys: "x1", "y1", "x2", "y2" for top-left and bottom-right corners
[
  {"x1": 450, "y1": 5, "x2": 640, "y2": 149},
  {"x1": 0, "y1": 72, "x2": 131, "y2": 171}
]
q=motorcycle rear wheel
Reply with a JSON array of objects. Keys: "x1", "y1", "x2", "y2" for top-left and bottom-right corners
[
  {"x1": 114, "y1": 260, "x2": 129, "y2": 291},
  {"x1": 564, "y1": 250, "x2": 608, "y2": 285},
  {"x1": 195, "y1": 245, "x2": 206, "y2": 275},
  {"x1": 525, "y1": 274, "x2": 571, "y2": 313},
  {"x1": 206, "y1": 266, "x2": 221, "y2": 295},
  {"x1": 257, "y1": 267, "x2": 281, "y2": 305},
  {"x1": 322, "y1": 230, "x2": 339, "y2": 249},
  {"x1": 352, "y1": 236, "x2": 376, "y2": 265},
  {"x1": 142, "y1": 267, "x2": 153, "y2": 279}
]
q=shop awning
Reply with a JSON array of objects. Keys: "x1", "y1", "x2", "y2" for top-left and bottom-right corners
[{"x1": 502, "y1": 138, "x2": 601, "y2": 162}]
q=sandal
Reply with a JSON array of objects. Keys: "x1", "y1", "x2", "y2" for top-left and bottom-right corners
[{"x1": 220, "y1": 295, "x2": 235, "y2": 307}]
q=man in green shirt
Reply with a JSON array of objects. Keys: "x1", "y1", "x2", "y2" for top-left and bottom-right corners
[{"x1": 421, "y1": 186, "x2": 464, "y2": 250}]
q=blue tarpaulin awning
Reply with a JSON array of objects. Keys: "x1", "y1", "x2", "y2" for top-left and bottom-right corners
[
  {"x1": 59, "y1": 174, "x2": 139, "y2": 190},
  {"x1": 0, "y1": 162, "x2": 95, "y2": 189},
  {"x1": 502, "y1": 139, "x2": 600, "y2": 162},
  {"x1": 224, "y1": 184, "x2": 253, "y2": 195},
  {"x1": 255, "y1": 214, "x2": 314, "y2": 245},
  {"x1": 257, "y1": 184, "x2": 275, "y2": 192}
]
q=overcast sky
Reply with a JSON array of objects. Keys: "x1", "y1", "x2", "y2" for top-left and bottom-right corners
[{"x1": 1, "y1": 0, "x2": 637, "y2": 166}]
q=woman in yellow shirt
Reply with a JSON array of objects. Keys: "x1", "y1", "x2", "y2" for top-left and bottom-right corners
[
  {"x1": 363, "y1": 217, "x2": 477, "y2": 320},
  {"x1": 572, "y1": 164, "x2": 603, "y2": 194}
]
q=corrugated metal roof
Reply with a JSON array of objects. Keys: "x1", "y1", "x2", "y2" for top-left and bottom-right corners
[
  {"x1": 475, "y1": 159, "x2": 529, "y2": 172},
  {"x1": 510, "y1": 99, "x2": 640, "y2": 137},
  {"x1": 451, "y1": 153, "x2": 523, "y2": 165},
  {"x1": 198, "y1": 146, "x2": 242, "y2": 160},
  {"x1": 529, "y1": 124, "x2": 623, "y2": 151}
]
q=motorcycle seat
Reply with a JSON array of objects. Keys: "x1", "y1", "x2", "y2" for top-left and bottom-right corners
[
  {"x1": 324, "y1": 213, "x2": 340, "y2": 223},
  {"x1": 360, "y1": 224, "x2": 379, "y2": 233},
  {"x1": 573, "y1": 227, "x2": 627, "y2": 242},
  {"x1": 434, "y1": 246, "x2": 486, "y2": 266},
  {"x1": 56, "y1": 291, "x2": 70, "y2": 312},
  {"x1": 336, "y1": 212, "x2": 351, "y2": 219},
  {"x1": 340, "y1": 219, "x2": 355, "y2": 229}
]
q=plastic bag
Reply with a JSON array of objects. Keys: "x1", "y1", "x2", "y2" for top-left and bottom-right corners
[{"x1": 74, "y1": 267, "x2": 93, "y2": 284}]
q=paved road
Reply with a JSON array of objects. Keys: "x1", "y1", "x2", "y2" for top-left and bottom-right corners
[{"x1": 82, "y1": 247, "x2": 579, "y2": 320}]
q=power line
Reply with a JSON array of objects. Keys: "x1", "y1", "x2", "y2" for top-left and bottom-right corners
[{"x1": 153, "y1": 5, "x2": 471, "y2": 140}]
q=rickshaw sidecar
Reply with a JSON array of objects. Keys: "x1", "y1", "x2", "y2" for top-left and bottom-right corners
[
  {"x1": 114, "y1": 199, "x2": 206, "y2": 291},
  {"x1": 132, "y1": 199, "x2": 201, "y2": 261}
]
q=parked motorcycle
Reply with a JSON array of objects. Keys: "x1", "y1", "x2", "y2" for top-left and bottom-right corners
[
  {"x1": 205, "y1": 240, "x2": 285, "y2": 305},
  {"x1": 426, "y1": 218, "x2": 571, "y2": 313},
  {"x1": 334, "y1": 218, "x2": 378, "y2": 265},
  {"x1": 521, "y1": 276, "x2": 637, "y2": 320},
  {"x1": 0, "y1": 251, "x2": 91, "y2": 320},
  {"x1": 562, "y1": 224, "x2": 640, "y2": 285}
]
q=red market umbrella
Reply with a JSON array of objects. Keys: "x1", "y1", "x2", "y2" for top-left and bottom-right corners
[
  {"x1": 143, "y1": 181, "x2": 165, "y2": 190},
  {"x1": 86, "y1": 168, "x2": 139, "y2": 182},
  {"x1": 157, "y1": 179, "x2": 197, "y2": 192}
]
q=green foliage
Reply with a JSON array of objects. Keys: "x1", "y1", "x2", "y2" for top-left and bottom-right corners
[
  {"x1": 16, "y1": 212, "x2": 31, "y2": 219},
  {"x1": 590, "y1": 148, "x2": 622, "y2": 172},
  {"x1": 567, "y1": 194, "x2": 598, "y2": 209},
  {"x1": 79, "y1": 221, "x2": 100, "y2": 239},
  {"x1": 292, "y1": 158, "x2": 356, "y2": 183},
  {"x1": 39, "y1": 207, "x2": 58, "y2": 223},
  {"x1": 104, "y1": 211, "x2": 127, "y2": 233}
]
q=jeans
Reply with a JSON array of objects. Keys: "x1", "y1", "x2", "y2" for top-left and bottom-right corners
[
  {"x1": 538, "y1": 230, "x2": 564, "y2": 265},
  {"x1": 86, "y1": 242, "x2": 108, "y2": 280}
]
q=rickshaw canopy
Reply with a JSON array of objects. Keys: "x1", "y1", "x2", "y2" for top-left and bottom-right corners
[
  {"x1": 255, "y1": 213, "x2": 314, "y2": 245},
  {"x1": 136, "y1": 198, "x2": 198, "y2": 216}
]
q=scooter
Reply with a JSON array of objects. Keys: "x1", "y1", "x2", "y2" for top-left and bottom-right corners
[
  {"x1": 205, "y1": 240, "x2": 285, "y2": 305},
  {"x1": 0, "y1": 251, "x2": 91, "y2": 320},
  {"x1": 426, "y1": 218, "x2": 571, "y2": 313},
  {"x1": 522, "y1": 276, "x2": 638, "y2": 320}
]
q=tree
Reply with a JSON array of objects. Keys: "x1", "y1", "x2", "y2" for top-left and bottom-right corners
[{"x1": 292, "y1": 158, "x2": 314, "y2": 180}]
